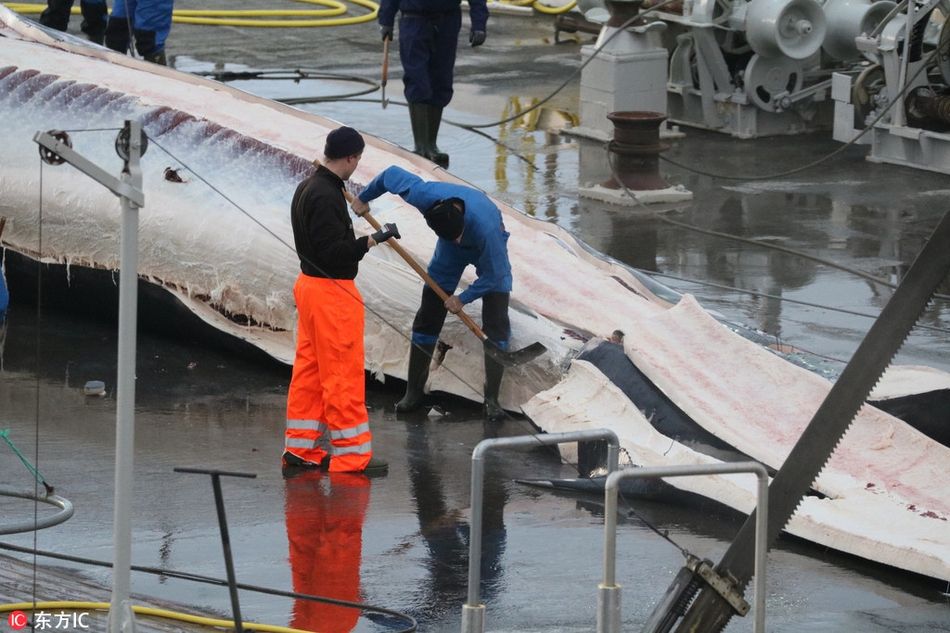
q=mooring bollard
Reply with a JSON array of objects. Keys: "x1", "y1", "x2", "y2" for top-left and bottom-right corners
[{"x1": 600, "y1": 110, "x2": 673, "y2": 192}]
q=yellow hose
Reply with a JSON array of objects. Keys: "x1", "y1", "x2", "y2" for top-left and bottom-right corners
[
  {"x1": 0, "y1": 601, "x2": 318, "y2": 633},
  {"x1": 485, "y1": 0, "x2": 578, "y2": 14},
  {"x1": 2, "y1": 0, "x2": 380, "y2": 26},
  {"x1": 6, "y1": 0, "x2": 575, "y2": 23},
  {"x1": 531, "y1": 0, "x2": 577, "y2": 13}
]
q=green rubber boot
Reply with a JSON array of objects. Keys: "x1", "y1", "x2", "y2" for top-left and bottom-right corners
[
  {"x1": 425, "y1": 105, "x2": 450, "y2": 169},
  {"x1": 395, "y1": 343, "x2": 435, "y2": 412},
  {"x1": 408, "y1": 102, "x2": 430, "y2": 159},
  {"x1": 483, "y1": 352, "x2": 505, "y2": 422}
]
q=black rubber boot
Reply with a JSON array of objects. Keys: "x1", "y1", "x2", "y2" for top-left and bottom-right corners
[
  {"x1": 425, "y1": 105, "x2": 450, "y2": 169},
  {"x1": 38, "y1": 0, "x2": 73, "y2": 31},
  {"x1": 143, "y1": 50, "x2": 168, "y2": 66},
  {"x1": 395, "y1": 343, "x2": 435, "y2": 412},
  {"x1": 80, "y1": 0, "x2": 107, "y2": 45},
  {"x1": 408, "y1": 102, "x2": 430, "y2": 159},
  {"x1": 483, "y1": 352, "x2": 505, "y2": 422},
  {"x1": 104, "y1": 16, "x2": 131, "y2": 54}
]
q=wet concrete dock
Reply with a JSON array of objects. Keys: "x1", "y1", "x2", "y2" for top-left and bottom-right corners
[
  {"x1": 2, "y1": 1, "x2": 950, "y2": 632},
  {"x1": 0, "y1": 553, "x2": 225, "y2": 632}
]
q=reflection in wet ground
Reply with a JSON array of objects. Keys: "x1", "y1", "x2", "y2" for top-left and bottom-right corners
[{"x1": 2, "y1": 306, "x2": 948, "y2": 632}]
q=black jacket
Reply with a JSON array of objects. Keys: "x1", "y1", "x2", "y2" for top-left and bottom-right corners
[{"x1": 291, "y1": 166, "x2": 370, "y2": 280}]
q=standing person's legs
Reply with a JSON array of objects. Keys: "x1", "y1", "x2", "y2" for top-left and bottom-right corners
[
  {"x1": 481, "y1": 292, "x2": 511, "y2": 421},
  {"x1": 131, "y1": 0, "x2": 173, "y2": 63},
  {"x1": 79, "y1": 0, "x2": 108, "y2": 44},
  {"x1": 429, "y1": 11, "x2": 460, "y2": 108},
  {"x1": 421, "y1": 10, "x2": 461, "y2": 167},
  {"x1": 311, "y1": 279, "x2": 374, "y2": 473},
  {"x1": 399, "y1": 15, "x2": 434, "y2": 105},
  {"x1": 39, "y1": 0, "x2": 75, "y2": 32},
  {"x1": 105, "y1": 0, "x2": 135, "y2": 54},
  {"x1": 284, "y1": 275, "x2": 330, "y2": 467},
  {"x1": 400, "y1": 16, "x2": 441, "y2": 161}
]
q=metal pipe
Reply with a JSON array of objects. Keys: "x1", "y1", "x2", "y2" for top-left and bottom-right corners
[
  {"x1": 600, "y1": 461, "x2": 769, "y2": 633},
  {"x1": 174, "y1": 467, "x2": 257, "y2": 633},
  {"x1": 464, "y1": 429, "x2": 621, "y2": 633},
  {"x1": 0, "y1": 487, "x2": 74, "y2": 534},
  {"x1": 31, "y1": 121, "x2": 147, "y2": 633},
  {"x1": 108, "y1": 120, "x2": 142, "y2": 633}
]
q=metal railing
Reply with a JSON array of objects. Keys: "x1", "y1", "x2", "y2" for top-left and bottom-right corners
[
  {"x1": 600, "y1": 462, "x2": 770, "y2": 633},
  {"x1": 462, "y1": 429, "x2": 621, "y2": 633}
]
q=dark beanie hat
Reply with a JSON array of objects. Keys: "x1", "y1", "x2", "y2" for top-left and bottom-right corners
[
  {"x1": 324, "y1": 126, "x2": 365, "y2": 159},
  {"x1": 424, "y1": 198, "x2": 465, "y2": 240}
]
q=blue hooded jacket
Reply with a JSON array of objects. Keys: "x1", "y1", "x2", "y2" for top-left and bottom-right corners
[{"x1": 358, "y1": 166, "x2": 512, "y2": 305}]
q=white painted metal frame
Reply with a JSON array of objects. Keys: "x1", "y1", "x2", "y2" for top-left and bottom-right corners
[
  {"x1": 33, "y1": 122, "x2": 144, "y2": 633},
  {"x1": 599, "y1": 461, "x2": 770, "y2": 633},
  {"x1": 462, "y1": 429, "x2": 622, "y2": 633}
]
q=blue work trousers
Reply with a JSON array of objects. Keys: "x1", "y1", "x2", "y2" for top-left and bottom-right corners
[
  {"x1": 106, "y1": 0, "x2": 173, "y2": 56},
  {"x1": 398, "y1": 10, "x2": 461, "y2": 108},
  {"x1": 411, "y1": 286, "x2": 510, "y2": 348}
]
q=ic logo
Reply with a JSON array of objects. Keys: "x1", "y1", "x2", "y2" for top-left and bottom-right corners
[{"x1": 7, "y1": 611, "x2": 28, "y2": 630}]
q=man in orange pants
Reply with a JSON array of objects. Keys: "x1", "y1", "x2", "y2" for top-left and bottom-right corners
[{"x1": 283, "y1": 127, "x2": 399, "y2": 474}]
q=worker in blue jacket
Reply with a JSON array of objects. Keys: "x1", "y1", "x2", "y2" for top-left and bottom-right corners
[
  {"x1": 352, "y1": 165, "x2": 512, "y2": 421},
  {"x1": 377, "y1": 0, "x2": 488, "y2": 169},
  {"x1": 104, "y1": 0, "x2": 174, "y2": 65}
]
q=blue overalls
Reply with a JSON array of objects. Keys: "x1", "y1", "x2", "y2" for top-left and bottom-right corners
[
  {"x1": 378, "y1": 0, "x2": 489, "y2": 107},
  {"x1": 105, "y1": 0, "x2": 174, "y2": 59}
]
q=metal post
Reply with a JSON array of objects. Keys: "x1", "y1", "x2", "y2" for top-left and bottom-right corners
[
  {"x1": 174, "y1": 467, "x2": 257, "y2": 632},
  {"x1": 600, "y1": 462, "x2": 769, "y2": 633},
  {"x1": 33, "y1": 122, "x2": 147, "y2": 633},
  {"x1": 462, "y1": 429, "x2": 621, "y2": 633},
  {"x1": 107, "y1": 121, "x2": 142, "y2": 633}
]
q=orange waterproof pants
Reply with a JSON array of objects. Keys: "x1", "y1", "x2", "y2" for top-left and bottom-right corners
[{"x1": 285, "y1": 274, "x2": 372, "y2": 472}]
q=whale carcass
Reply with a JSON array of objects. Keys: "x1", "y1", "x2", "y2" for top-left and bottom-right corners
[
  {"x1": 2, "y1": 6, "x2": 950, "y2": 583},
  {"x1": 523, "y1": 298, "x2": 950, "y2": 582},
  {"x1": 0, "y1": 5, "x2": 675, "y2": 410}
]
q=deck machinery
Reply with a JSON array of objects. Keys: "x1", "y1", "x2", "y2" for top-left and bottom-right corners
[
  {"x1": 622, "y1": 0, "x2": 950, "y2": 173},
  {"x1": 639, "y1": 0, "x2": 898, "y2": 137},
  {"x1": 831, "y1": 0, "x2": 950, "y2": 174},
  {"x1": 578, "y1": 0, "x2": 950, "y2": 172}
]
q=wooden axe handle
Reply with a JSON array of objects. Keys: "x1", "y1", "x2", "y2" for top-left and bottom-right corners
[{"x1": 361, "y1": 205, "x2": 490, "y2": 342}]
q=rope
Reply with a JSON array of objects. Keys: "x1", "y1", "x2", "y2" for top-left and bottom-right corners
[{"x1": 0, "y1": 431, "x2": 51, "y2": 495}]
